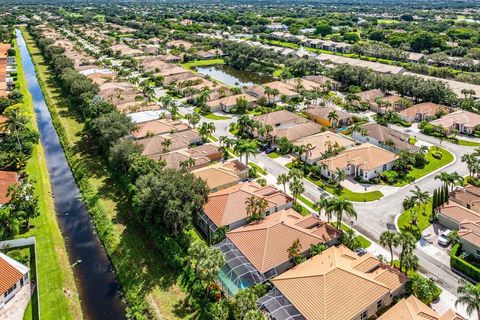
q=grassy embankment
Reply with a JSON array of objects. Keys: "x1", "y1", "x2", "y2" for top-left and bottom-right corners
[
  {"x1": 22, "y1": 28, "x2": 195, "y2": 319},
  {"x1": 13, "y1": 36, "x2": 82, "y2": 320}
]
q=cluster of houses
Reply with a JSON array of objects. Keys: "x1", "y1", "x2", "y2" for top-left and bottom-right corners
[
  {"x1": 437, "y1": 185, "x2": 480, "y2": 259},
  {"x1": 0, "y1": 43, "x2": 15, "y2": 98}
]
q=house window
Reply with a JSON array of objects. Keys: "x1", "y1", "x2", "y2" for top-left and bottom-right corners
[
  {"x1": 361, "y1": 311, "x2": 368, "y2": 320},
  {"x1": 377, "y1": 300, "x2": 383, "y2": 310},
  {"x1": 467, "y1": 204, "x2": 471, "y2": 209},
  {"x1": 476, "y1": 250, "x2": 480, "y2": 256},
  {"x1": 327, "y1": 171, "x2": 330, "y2": 177},
  {"x1": 383, "y1": 165, "x2": 387, "y2": 170}
]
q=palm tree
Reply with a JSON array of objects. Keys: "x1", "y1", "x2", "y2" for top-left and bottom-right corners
[
  {"x1": 245, "y1": 195, "x2": 258, "y2": 219},
  {"x1": 379, "y1": 231, "x2": 397, "y2": 266},
  {"x1": 327, "y1": 197, "x2": 357, "y2": 229},
  {"x1": 316, "y1": 196, "x2": 333, "y2": 222},
  {"x1": 402, "y1": 251, "x2": 419, "y2": 273},
  {"x1": 289, "y1": 177, "x2": 305, "y2": 205},
  {"x1": 302, "y1": 143, "x2": 314, "y2": 168},
  {"x1": 456, "y1": 279, "x2": 480, "y2": 320},
  {"x1": 234, "y1": 139, "x2": 258, "y2": 165},
  {"x1": 198, "y1": 122, "x2": 215, "y2": 142},
  {"x1": 435, "y1": 172, "x2": 463, "y2": 191},
  {"x1": 410, "y1": 186, "x2": 430, "y2": 216},
  {"x1": 277, "y1": 173, "x2": 290, "y2": 193},
  {"x1": 351, "y1": 124, "x2": 368, "y2": 137},
  {"x1": 161, "y1": 138, "x2": 171, "y2": 153},
  {"x1": 334, "y1": 168, "x2": 347, "y2": 186},
  {"x1": 394, "y1": 232, "x2": 416, "y2": 272},
  {"x1": 185, "y1": 112, "x2": 200, "y2": 128},
  {"x1": 2, "y1": 107, "x2": 28, "y2": 152},
  {"x1": 327, "y1": 110, "x2": 339, "y2": 129},
  {"x1": 462, "y1": 153, "x2": 477, "y2": 177}
]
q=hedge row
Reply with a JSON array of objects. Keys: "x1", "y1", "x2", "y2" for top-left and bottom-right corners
[{"x1": 450, "y1": 243, "x2": 480, "y2": 282}]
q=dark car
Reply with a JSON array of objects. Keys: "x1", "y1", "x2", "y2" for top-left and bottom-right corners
[
  {"x1": 354, "y1": 248, "x2": 367, "y2": 256},
  {"x1": 265, "y1": 146, "x2": 277, "y2": 154}
]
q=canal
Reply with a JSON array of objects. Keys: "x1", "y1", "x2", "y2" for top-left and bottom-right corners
[
  {"x1": 16, "y1": 29, "x2": 127, "y2": 319},
  {"x1": 196, "y1": 64, "x2": 274, "y2": 87}
]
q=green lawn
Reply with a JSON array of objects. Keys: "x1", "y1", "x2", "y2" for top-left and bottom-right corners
[
  {"x1": 305, "y1": 175, "x2": 383, "y2": 202},
  {"x1": 394, "y1": 147, "x2": 454, "y2": 187},
  {"x1": 298, "y1": 195, "x2": 317, "y2": 210},
  {"x1": 23, "y1": 29, "x2": 195, "y2": 319},
  {"x1": 181, "y1": 58, "x2": 225, "y2": 69},
  {"x1": 398, "y1": 201, "x2": 432, "y2": 240},
  {"x1": 249, "y1": 162, "x2": 267, "y2": 175},
  {"x1": 338, "y1": 224, "x2": 372, "y2": 249},
  {"x1": 14, "y1": 35, "x2": 83, "y2": 320},
  {"x1": 263, "y1": 39, "x2": 299, "y2": 49},
  {"x1": 203, "y1": 113, "x2": 231, "y2": 120},
  {"x1": 267, "y1": 152, "x2": 281, "y2": 159},
  {"x1": 456, "y1": 138, "x2": 480, "y2": 146},
  {"x1": 377, "y1": 19, "x2": 400, "y2": 24}
]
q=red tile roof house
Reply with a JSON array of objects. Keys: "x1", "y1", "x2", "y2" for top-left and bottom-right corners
[
  {"x1": 0, "y1": 171, "x2": 18, "y2": 206},
  {"x1": 198, "y1": 181, "x2": 293, "y2": 237},
  {"x1": 214, "y1": 209, "x2": 341, "y2": 296},
  {"x1": 397, "y1": 102, "x2": 447, "y2": 123},
  {"x1": 0, "y1": 252, "x2": 30, "y2": 309}
]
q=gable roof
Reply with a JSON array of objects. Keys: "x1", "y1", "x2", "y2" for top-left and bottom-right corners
[
  {"x1": 430, "y1": 110, "x2": 480, "y2": 129},
  {"x1": 398, "y1": 102, "x2": 446, "y2": 119},
  {"x1": 438, "y1": 201, "x2": 480, "y2": 225},
  {"x1": 227, "y1": 209, "x2": 341, "y2": 273},
  {"x1": 320, "y1": 143, "x2": 397, "y2": 171},
  {"x1": 0, "y1": 252, "x2": 29, "y2": 296},
  {"x1": 357, "y1": 89, "x2": 386, "y2": 103},
  {"x1": 272, "y1": 245, "x2": 407, "y2": 320},
  {"x1": 203, "y1": 181, "x2": 292, "y2": 228}
]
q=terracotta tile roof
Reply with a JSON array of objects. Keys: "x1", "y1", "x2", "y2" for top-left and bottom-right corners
[
  {"x1": 451, "y1": 185, "x2": 480, "y2": 205},
  {"x1": 304, "y1": 105, "x2": 353, "y2": 121},
  {"x1": 133, "y1": 119, "x2": 189, "y2": 139},
  {"x1": 358, "y1": 89, "x2": 386, "y2": 103},
  {"x1": 0, "y1": 171, "x2": 18, "y2": 204},
  {"x1": 438, "y1": 201, "x2": 480, "y2": 225},
  {"x1": 272, "y1": 245, "x2": 407, "y2": 320},
  {"x1": 293, "y1": 132, "x2": 355, "y2": 160},
  {"x1": 135, "y1": 130, "x2": 201, "y2": 158},
  {"x1": 253, "y1": 110, "x2": 305, "y2": 126},
  {"x1": 358, "y1": 123, "x2": 420, "y2": 152},
  {"x1": 0, "y1": 43, "x2": 11, "y2": 58},
  {"x1": 458, "y1": 221, "x2": 480, "y2": 247},
  {"x1": 378, "y1": 295, "x2": 464, "y2": 320},
  {"x1": 398, "y1": 102, "x2": 446, "y2": 119},
  {"x1": 227, "y1": 209, "x2": 341, "y2": 273},
  {"x1": 0, "y1": 252, "x2": 27, "y2": 296},
  {"x1": 431, "y1": 110, "x2": 480, "y2": 129},
  {"x1": 320, "y1": 143, "x2": 397, "y2": 171},
  {"x1": 192, "y1": 167, "x2": 240, "y2": 190},
  {"x1": 207, "y1": 94, "x2": 256, "y2": 108},
  {"x1": 248, "y1": 81, "x2": 299, "y2": 98},
  {"x1": 302, "y1": 75, "x2": 339, "y2": 86},
  {"x1": 203, "y1": 181, "x2": 293, "y2": 228}
]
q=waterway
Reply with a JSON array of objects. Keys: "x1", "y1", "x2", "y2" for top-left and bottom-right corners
[
  {"x1": 16, "y1": 29, "x2": 127, "y2": 320},
  {"x1": 196, "y1": 64, "x2": 274, "y2": 87}
]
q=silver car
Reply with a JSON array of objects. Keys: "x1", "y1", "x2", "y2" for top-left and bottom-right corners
[{"x1": 437, "y1": 230, "x2": 452, "y2": 246}]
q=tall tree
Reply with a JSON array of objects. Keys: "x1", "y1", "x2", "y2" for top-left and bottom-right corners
[
  {"x1": 379, "y1": 231, "x2": 397, "y2": 266},
  {"x1": 456, "y1": 280, "x2": 480, "y2": 320},
  {"x1": 327, "y1": 197, "x2": 357, "y2": 229}
]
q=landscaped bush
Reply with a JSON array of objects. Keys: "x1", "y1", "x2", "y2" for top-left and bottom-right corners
[
  {"x1": 450, "y1": 243, "x2": 480, "y2": 281},
  {"x1": 380, "y1": 170, "x2": 399, "y2": 185},
  {"x1": 432, "y1": 151, "x2": 443, "y2": 159}
]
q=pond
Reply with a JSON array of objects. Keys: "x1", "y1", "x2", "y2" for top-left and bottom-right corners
[{"x1": 195, "y1": 64, "x2": 274, "y2": 87}]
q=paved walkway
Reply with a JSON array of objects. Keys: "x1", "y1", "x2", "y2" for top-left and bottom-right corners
[{"x1": 0, "y1": 284, "x2": 33, "y2": 320}]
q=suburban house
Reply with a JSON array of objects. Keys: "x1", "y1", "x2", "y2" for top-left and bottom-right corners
[
  {"x1": 109, "y1": 44, "x2": 143, "y2": 57},
  {"x1": 320, "y1": 143, "x2": 397, "y2": 180},
  {"x1": 378, "y1": 295, "x2": 464, "y2": 320},
  {"x1": 132, "y1": 119, "x2": 189, "y2": 139},
  {"x1": 206, "y1": 94, "x2": 257, "y2": 113},
  {"x1": 302, "y1": 75, "x2": 340, "y2": 91},
  {"x1": 134, "y1": 130, "x2": 202, "y2": 159},
  {"x1": 450, "y1": 185, "x2": 480, "y2": 214},
  {"x1": 192, "y1": 159, "x2": 248, "y2": 192},
  {"x1": 0, "y1": 171, "x2": 18, "y2": 206},
  {"x1": 430, "y1": 110, "x2": 480, "y2": 134},
  {"x1": 158, "y1": 144, "x2": 222, "y2": 171},
  {"x1": 398, "y1": 102, "x2": 447, "y2": 123},
  {"x1": 166, "y1": 40, "x2": 193, "y2": 50},
  {"x1": 303, "y1": 105, "x2": 354, "y2": 127},
  {"x1": 355, "y1": 89, "x2": 386, "y2": 108},
  {"x1": 0, "y1": 43, "x2": 11, "y2": 97},
  {"x1": 258, "y1": 245, "x2": 407, "y2": 320},
  {"x1": 351, "y1": 123, "x2": 419, "y2": 153},
  {"x1": 293, "y1": 132, "x2": 355, "y2": 164},
  {"x1": 215, "y1": 209, "x2": 341, "y2": 296},
  {"x1": 246, "y1": 81, "x2": 299, "y2": 103},
  {"x1": 252, "y1": 110, "x2": 323, "y2": 143},
  {"x1": 0, "y1": 252, "x2": 30, "y2": 310},
  {"x1": 198, "y1": 181, "x2": 293, "y2": 236},
  {"x1": 437, "y1": 201, "x2": 480, "y2": 258},
  {"x1": 370, "y1": 94, "x2": 403, "y2": 114}
]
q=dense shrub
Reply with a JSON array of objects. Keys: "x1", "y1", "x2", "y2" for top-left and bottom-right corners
[{"x1": 450, "y1": 243, "x2": 480, "y2": 281}]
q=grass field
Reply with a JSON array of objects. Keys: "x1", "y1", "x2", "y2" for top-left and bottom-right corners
[
  {"x1": 249, "y1": 162, "x2": 267, "y2": 175},
  {"x1": 397, "y1": 201, "x2": 432, "y2": 240},
  {"x1": 305, "y1": 175, "x2": 383, "y2": 202},
  {"x1": 194, "y1": 108, "x2": 231, "y2": 120},
  {"x1": 394, "y1": 147, "x2": 454, "y2": 187},
  {"x1": 14, "y1": 35, "x2": 82, "y2": 320},
  {"x1": 456, "y1": 138, "x2": 480, "y2": 146},
  {"x1": 267, "y1": 152, "x2": 281, "y2": 159},
  {"x1": 181, "y1": 58, "x2": 225, "y2": 69},
  {"x1": 22, "y1": 29, "x2": 194, "y2": 319}
]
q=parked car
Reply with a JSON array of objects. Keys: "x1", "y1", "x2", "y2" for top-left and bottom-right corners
[
  {"x1": 265, "y1": 146, "x2": 277, "y2": 154},
  {"x1": 259, "y1": 143, "x2": 270, "y2": 151},
  {"x1": 354, "y1": 248, "x2": 367, "y2": 256},
  {"x1": 437, "y1": 230, "x2": 452, "y2": 246}
]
